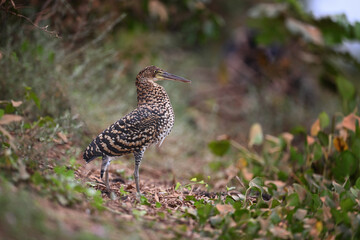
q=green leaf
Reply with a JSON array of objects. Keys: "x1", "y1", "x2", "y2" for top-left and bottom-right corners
[
  {"x1": 287, "y1": 193, "x2": 300, "y2": 207},
  {"x1": 232, "y1": 209, "x2": 250, "y2": 223},
  {"x1": 334, "y1": 151, "x2": 358, "y2": 180},
  {"x1": 319, "y1": 111, "x2": 330, "y2": 129},
  {"x1": 317, "y1": 131, "x2": 329, "y2": 147},
  {"x1": 31, "y1": 171, "x2": 45, "y2": 185},
  {"x1": 340, "y1": 197, "x2": 356, "y2": 212},
  {"x1": 48, "y1": 51, "x2": 55, "y2": 63},
  {"x1": 175, "y1": 182, "x2": 181, "y2": 191},
  {"x1": 331, "y1": 208, "x2": 350, "y2": 225},
  {"x1": 313, "y1": 143, "x2": 323, "y2": 161},
  {"x1": 354, "y1": 22, "x2": 360, "y2": 40},
  {"x1": 140, "y1": 195, "x2": 151, "y2": 206},
  {"x1": 0, "y1": 109, "x2": 4, "y2": 119},
  {"x1": 208, "y1": 140, "x2": 231, "y2": 156},
  {"x1": 155, "y1": 202, "x2": 162, "y2": 208},
  {"x1": 290, "y1": 147, "x2": 305, "y2": 165},
  {"x1": 92, "y1": 193, "x2": 105, "y2": 210},
  {"x1": 54, "y1": 166, "x2": 74, "y2": 178},
  {"x1": 270, "y1": 199, "x2": 281, "y2": 208},
  {"x1": 185, "y1": 195, "x2": 196, "y2": 201},
  {"x1": 119, "y1": 186, "x2": 129, "y2": 196},
  {"x1": 355, "y1": 178, "x2": 360, "y2": 189},
  {"x1": 196, "y1": 204, "x2": 217, "y2": 225},
  {"x1": 291, "y1": 125, "x2": 306, "y2": 135},
  {"x1": 336, "y1": 76, "x2": 355, "y2": 100},
  {"x1": 190, "y1": 177, "x2": 197, "y2": 182},
  {"x1": 30, "y1": 91, "x2": 41, "y2": 109},
  {"x1": 249, "y1": 177, "x2": 264, "y2": 187},
  {"x1": 132, "y1": 209, "x2": 147, "y2": 219},
  {"x1": 310, "y1": 194, "x2": 321, "y2": 211},
  {"x1": 269, "y1": 211, "x2": 281, "y2": 224},
  {"x1": 11, "y1": 51, "x2": 18, "y2": 62},
  {"x1": 21, "y1": 40, "x2": 29, "y2": 52},
  {"x1": 351, "y1": 138, "x2": 360, "y2": 158}
]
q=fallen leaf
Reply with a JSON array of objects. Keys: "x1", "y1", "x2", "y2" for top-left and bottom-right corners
[
  {"x1": 333, "y1": 136, "x2": 348, "y2": 152},
  {"x1": 154, "y1": 192, "x2": 160, "y2": 202},
  {"x1": 310, "y1": 119, "x2": 320, "y2": 136},
  {"x1": 0, "y1": 114, "x2": 23, "y2": 125},
  {"x1": 294, "y1": 209, "x2": 307, "y2": 220},
  {"x1": 269, "y1": 226, "x2": 291, "y2": 239},
  {"x1": 215, "y1": 204, "x2": 234, "y2": 215},
  {"x1": 242, "y1": 168, "x2": 253, "y2": 181},
  {"x1": 149, "y1": 0, "x2": 168, "y2": 22},
  {"x1": 11, "y1": 100, "x2": 23, "y2": 107},
  {"x1": 265, "y1": 180, "x2": 286, "y2": 189},
  {"x1": 0, "y1": 125, "x2": 16, "y2": 149},
  {"x1": 236, "y1": 158, "x2": 247, "y2": 169},
  {"x1": 57, "y1": 132, "x2": 68, "y2": 143}
]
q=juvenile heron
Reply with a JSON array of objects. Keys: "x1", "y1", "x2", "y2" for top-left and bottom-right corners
[{"x1": 83, "y1": 66, "x2": 191, "y2": 195}]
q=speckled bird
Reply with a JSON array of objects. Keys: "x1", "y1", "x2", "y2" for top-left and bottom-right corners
[{"x1": 83, "y1": 66, "x2": 191, "y2": 195}]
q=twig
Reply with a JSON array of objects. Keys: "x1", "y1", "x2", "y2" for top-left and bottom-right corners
[
  {"x1": 105, "y1": 205, "x2": 130, "y2": 215},
  {"x1": 235, "y1": 176, "x2": 246, "y2": 189},
  {"x1": 1, "y1": 6, "x2": 61, "y2": 38},
  {"x1": 65, "y1": 13, "x2": 126, "y2": 60}
]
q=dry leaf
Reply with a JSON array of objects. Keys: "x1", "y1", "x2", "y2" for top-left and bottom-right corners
[
  {"x1": 333, "y1": 136, "x2": 348, "y2": 152},
  {"x1": 0, "y1": 114, "x2": 23, "y2": 125},
  {"x1": 57, "y1": 132, "x2": 68, "y2": 143},
  {"x1": 11, "y1": 100, "x2": 23, "y2": 107},
  {"x1": 310, "y1": 119, "x2": 320, "y2": 136},
  {"x1": 285, "y1": 18, "x2": 323, "y2": 45},
  {"x1": 235, "y1": 158, "x2": 247, "y2": 169},
  {"x1": 149, "y1": 0, "x2": 168, "y2": 22},
  {"x1": 265, "y1": 180, "x2": 286, "y2": 189},
  {"x1": 249, "y1": 123, "x2": 263, "y2": 147},
  {"x1": 0, "y1": 125, "x2": 16, "y2": 149},
  {"x1": 269, "y1": 226, "x2": 291, "y2": 239},
  {"x1": 341, "y1": 113, "x2": 360, "y2": 132},
  {"x1": 215, "y1": 204, "x2": 234, "y2": 215},
  {"x1": 307, "y1": 135, "x2": 315, "y2": 145},
  {"x1": 154, "y1": 192, "x2": 160, "y2": 202},
  {"x1": 294, "y1": 209, "x2": 307, "y2": 220},
  {"x1": 242, "y1": 168, "x2": 253, "y2": 181},
  {"x1": 281, "y1": 132, "x2": 294, "y2": 146}
]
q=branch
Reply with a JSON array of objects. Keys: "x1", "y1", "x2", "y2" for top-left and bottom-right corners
[
  {"x1": 65, "y1": 13, "x2": 126, "y2": 60},
  {"x1": 1, "y1": 4, "x2": 61, "y2": 38}
]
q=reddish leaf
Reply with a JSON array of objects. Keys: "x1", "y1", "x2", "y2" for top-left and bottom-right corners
[{"x1": 0, "y1": 114, "x2": 23, "y2": 125}]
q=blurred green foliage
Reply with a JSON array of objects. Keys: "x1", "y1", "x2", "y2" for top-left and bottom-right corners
[{"x1": 1, "y1": 0, "x2": 360, "y2": 239}]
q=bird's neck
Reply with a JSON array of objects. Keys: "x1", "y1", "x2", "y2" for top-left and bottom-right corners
[{"x1": 136, "y1": 79, "x2": 170, "y2": 106}]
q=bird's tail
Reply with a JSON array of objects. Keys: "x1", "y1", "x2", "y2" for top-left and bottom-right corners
[{"x1": 83, "y1": 140, "x2": 102, "y2": 163}]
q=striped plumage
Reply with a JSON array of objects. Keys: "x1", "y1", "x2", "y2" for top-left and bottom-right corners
[{"x1": 83, "y1": 66, "x2": 191, "y2": 194}]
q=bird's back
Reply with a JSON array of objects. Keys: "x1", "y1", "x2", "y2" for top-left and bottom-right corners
[{"x1": 83, "y1": 104, "x2": 173, "y2": 162}]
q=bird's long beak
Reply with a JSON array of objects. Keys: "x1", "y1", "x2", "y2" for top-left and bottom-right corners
[{"x1": 156, "y1": 71, "x2": 191, "y2": 83}]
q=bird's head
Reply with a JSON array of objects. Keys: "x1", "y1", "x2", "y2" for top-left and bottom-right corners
[{"x1": 137, "y1": 66, "x2": 191, "y2": 83}]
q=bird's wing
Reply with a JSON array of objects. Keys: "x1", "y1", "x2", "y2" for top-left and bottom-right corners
[
  {"x1": 93, "y1": 108, "x2": 161, "y2": 156},
  {"x1": 127, "y1": 112, "x2": 161, "y2": 133}
]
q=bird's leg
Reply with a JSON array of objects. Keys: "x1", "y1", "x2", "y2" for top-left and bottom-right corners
[
  {"x1": 134, "y1": 150, "x2": 144, "y2": 198},
  {"x1": 105, "y1": 165, "x2": 110, "y2": 191},
  {"x1": 134, "y1": 163, "x2": 140, "y2": 196},
  {"x1": 101, "y1": 156, "x2": 111, "y2": 192}
]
